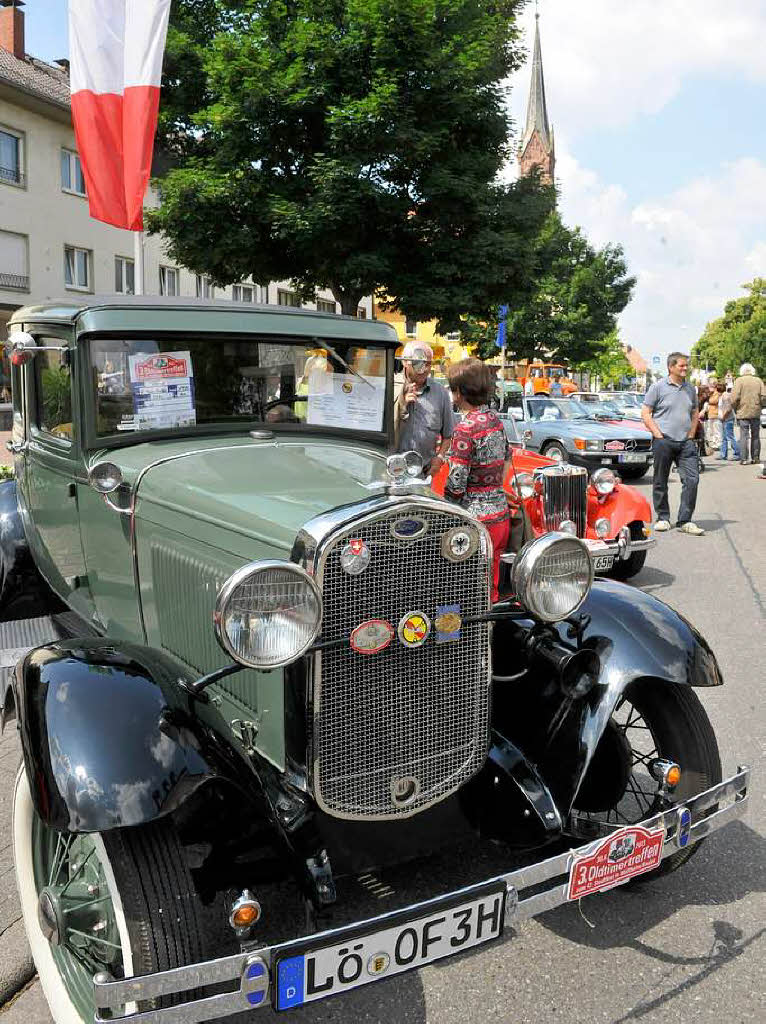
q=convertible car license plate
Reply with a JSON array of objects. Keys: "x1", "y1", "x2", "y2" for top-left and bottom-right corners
[
  {"x1": 593, "y1": 554, "x2": 615, "y2": 571},
  {"x1": 274, "y1": 883, "x2": 505, "y2": 1010},
  {"x1": 568, "y1": 824, "x2": 665, "y2": 900},
  {"x1": 618, "y1": 453, "x2": 647, "y2": 463}
]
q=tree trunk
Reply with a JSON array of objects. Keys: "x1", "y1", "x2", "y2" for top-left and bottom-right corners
[{"x1": 330, "y1": 283, "x2": 363, "y2": 317}]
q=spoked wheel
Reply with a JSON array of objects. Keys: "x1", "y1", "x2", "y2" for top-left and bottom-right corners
[
  {"x1": 13, "y1": 767, "x2": 205, "y2": 1023},
  {"x1": 572, "y1": 680, "x2": 721, "y2": 877}
]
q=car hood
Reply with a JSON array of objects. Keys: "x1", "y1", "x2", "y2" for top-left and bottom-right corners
[
  {"x1": 532, "y1": 419, "x2": 648, "y2": 439},
  {"x1": 127, "y1": 438, "x2": 393, "y2": 554}
]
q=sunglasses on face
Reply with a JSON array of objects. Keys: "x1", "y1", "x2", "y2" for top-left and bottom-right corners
[{"x1": 409, "y1": 360, "x2": 431, "y2": 371}]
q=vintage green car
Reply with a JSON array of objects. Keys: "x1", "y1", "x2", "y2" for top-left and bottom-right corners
[{"x1": 0, "y1": 298, "x2": 749, "y2": 1023}]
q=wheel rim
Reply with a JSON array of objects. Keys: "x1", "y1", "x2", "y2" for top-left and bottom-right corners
[
  {"x1": 31, "y1": 815, "x2": 125, "y2": 1020},
  {"x1": 575, "y1": 692, "x2": 664, "y2": 828},
  {"x1": 546, "y1": 446, "x2": 565, "y2": 463}
]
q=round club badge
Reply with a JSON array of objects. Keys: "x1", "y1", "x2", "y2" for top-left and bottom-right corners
[
  {"x1": 441, "y1": 525, "x2": 478, "y2": 563},
  {"x1": 340, "y1": 538, "x2": 371, "y2": 575},
  {"x1": 367, "y1": 952, "x2": 390, "y2": 977},
  {"x1": 350, "y1": 619, "x2": 395, "y2": 655},
  {"x1": 397, "y1": 611, "x2": 431, "y2": 648}
]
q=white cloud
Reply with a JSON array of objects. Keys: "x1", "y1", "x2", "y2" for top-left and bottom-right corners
[
  {"x1": 555, "y1": 147, "x2": 766, "y2": 356},
  {"x1": 510, "y1": 0, "x2": 766, "y2": 138}
]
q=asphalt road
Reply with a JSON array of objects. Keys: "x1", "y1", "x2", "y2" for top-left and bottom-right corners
[{"x1": 1, "y1": 456, "x2": 764, "y2": 1024}]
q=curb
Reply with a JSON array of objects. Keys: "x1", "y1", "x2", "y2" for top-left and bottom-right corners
[{"x1": 0, "y1": 918, "x2": 34, "y2": 1006}]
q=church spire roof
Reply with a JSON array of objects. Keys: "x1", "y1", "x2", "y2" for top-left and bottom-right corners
[{"x1": 520, "y1": 15, "x2": 552, "y2": 157}]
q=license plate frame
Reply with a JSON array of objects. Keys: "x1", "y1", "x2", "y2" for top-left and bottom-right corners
[
  {"x1": 593, "y1": 554, "x2": 615, "y2": 571},
  {"x1": 618, "y1": 453, "x2": 647, "y2": 463},
  {"x1": 273, "y1": 880, "x2": 506, "y2": 1011}
]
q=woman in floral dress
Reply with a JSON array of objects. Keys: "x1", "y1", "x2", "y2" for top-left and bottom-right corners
[{"x1": 444, "y1": 359, "x2": 509, "y2": 602}]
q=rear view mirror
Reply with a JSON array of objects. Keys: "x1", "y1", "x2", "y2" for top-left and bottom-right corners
[{"x1": 6, "y1": 331, "x2": 37, "y2": 366}]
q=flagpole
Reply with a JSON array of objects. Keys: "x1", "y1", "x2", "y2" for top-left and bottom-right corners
[{"x1": 134, "y1": 230, "x2": 144, "y2": 295}]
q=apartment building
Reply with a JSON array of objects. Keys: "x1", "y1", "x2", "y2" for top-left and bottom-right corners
[{"x1": 0, "y1": 1, "x2": 370, "y2": 393}]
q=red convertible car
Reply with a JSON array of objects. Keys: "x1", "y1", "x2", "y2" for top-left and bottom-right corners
[{"x1": 433, "y1": 445, "x2": 655, "y2": 580}]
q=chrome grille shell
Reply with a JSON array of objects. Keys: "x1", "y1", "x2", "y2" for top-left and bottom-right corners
[
  {"x1": 535, "y1": 464, "x2": 588, "y2": 537},
  {"x1": 302, "y1": 496, "x2": 492, "y2": 821}
]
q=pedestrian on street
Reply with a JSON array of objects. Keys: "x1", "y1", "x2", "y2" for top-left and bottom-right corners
[
  {"x1": 716, "y1": 382, "x2": 741, "y2": 461},
  {"x1": 394, "y1": 342, "x2": 455, "y2": 477},
  {"x1": 730, "y1": 363, "x2": 764, "y2": 467},
  {"x1": 444, "y1": 358, "x2": 509, "y2": 602},
  {"x1": 704, "y1": 381, "x2": 722, "y2": 452},
  {"x1": 641, "y1": 352, "x2": 705, "y2": 536}
]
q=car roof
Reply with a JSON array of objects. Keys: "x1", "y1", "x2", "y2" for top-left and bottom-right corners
[{"x1": 9, "y1": 295, "x2": 400, "y2": 347}]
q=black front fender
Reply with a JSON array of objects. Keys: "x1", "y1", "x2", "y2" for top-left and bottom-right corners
[
  {"x1": 493, "y1": 579, "x2": 723, "y2": 818},
  {"x1": 13, "y1": 637, "x2": 244, "y2": 833}
]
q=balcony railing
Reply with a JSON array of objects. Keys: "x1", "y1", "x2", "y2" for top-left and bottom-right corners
[
  {"x1": 0, "y1": 165, "x2": 25, "y2": 187},
  {"x1": 0, "y1": 272, "x2": 30, "y2": 291}
]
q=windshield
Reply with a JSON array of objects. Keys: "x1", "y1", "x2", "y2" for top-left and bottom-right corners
[
  {"x1": 526, "y1": 398, "x2": 590, "y2": 421},
  {"x1": 603, "y1": 392, "x2": 642, "y2": 408},
  {"x1": 89, "y1": 336, "x2": 389, "y2": 439},
  {"x1": 578, "y1": 400, "x2": 623, "y2": 418}
]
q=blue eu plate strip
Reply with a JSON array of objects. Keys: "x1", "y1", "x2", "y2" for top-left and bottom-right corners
[{"x1": 276, "y1": 956, "x2": 305, "y2": 1009}]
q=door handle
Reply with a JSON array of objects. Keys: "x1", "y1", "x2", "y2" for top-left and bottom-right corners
[{"x1": 6, "y1": 440, "x2": 28, "y2": 455}]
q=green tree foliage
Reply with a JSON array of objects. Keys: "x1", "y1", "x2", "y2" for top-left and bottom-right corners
[
  {"x1": 692, "y1": 279, "x2": 766, "y2": 378},
  {"x1": 471, "y1": 211, "x2": 635, "y2": 362},
  {"x1": 573, "y1": 329, "x2": 633, "y2": 387},
  {"x1": 148, "y1": 0, "x2": 553, "y2": 317}
]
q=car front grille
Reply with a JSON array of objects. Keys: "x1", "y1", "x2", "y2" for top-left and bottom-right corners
[
  {"x1": 537, "y1": 464, "x2": 588, "y2": 537},
  {"x1": 312, "y1": 504, "x2": 491, "y2": 820}
]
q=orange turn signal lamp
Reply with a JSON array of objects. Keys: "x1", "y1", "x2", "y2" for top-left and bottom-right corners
[
  {"x1": 229, "y1": 890, "x2": 262, "y2": 931},
  {"x1": 650, "y1": 759, "x2": 682, "y2": 790},
  {"x1": 666, "y1": 765, "x2": 682, "y2": 788}
]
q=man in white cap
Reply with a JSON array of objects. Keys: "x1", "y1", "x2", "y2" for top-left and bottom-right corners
[{"x1": 394, "y1": 341, "x2": 455, "y2": 476}]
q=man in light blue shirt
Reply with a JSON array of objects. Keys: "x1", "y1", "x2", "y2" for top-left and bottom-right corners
[{"x1": 642, "y1": 353, "x2": 703, "y2": 535}]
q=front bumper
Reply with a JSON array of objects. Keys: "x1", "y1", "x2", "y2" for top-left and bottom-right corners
[
  {"x1": 584, "y1": 527, "x2": 656, "y2": 566},
  {"x1": 93, "y1": 767, "x2": 749, "y2": 1023}
]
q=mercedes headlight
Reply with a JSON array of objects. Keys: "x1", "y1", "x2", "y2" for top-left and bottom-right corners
[
  {"x1": 512, "y1": 472, "x2": 535, "y2": 499},
  {"x1": 591, "y1": 467, "x2": 616, "y2": 495},
  {"x1": 215, "y1": 561, "x2": 322, "y2": 668},
  {"x1": 512, "y1": 533, "x2": 593, "y2": 622}
]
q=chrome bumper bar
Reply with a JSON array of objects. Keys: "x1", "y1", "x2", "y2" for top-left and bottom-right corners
[
  {"x1": 594, "y1": 530, "x2": 656, "y2": 562},
  {"x1": 93, "y1": 766, "x2": 750, "y2": 1023}
]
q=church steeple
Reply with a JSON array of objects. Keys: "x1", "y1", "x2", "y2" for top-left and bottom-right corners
[{"x1": 518, "y1": 13, "x2": 555, "y2": 184}]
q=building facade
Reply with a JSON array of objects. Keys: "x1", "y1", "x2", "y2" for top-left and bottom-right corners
[{"x1": 0, "y1": 1, "x2": 369, "y2": 395}]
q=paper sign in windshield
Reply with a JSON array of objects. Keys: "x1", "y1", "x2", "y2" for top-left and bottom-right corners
[
  {"x1": 128, "y1": 351, "x2": 196, "y2": 431},
  {"x1": 307, "y1": 374, "x2": 385, "y2": 432}
]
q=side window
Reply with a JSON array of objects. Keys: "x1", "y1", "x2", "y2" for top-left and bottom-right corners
[{"x1": 35, "y1": 344, "x2": 73, "y2": 442}]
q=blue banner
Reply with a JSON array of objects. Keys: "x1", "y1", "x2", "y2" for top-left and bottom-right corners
[{"x1": 496, "y1": 305, "x2": 508, "y2": 349}]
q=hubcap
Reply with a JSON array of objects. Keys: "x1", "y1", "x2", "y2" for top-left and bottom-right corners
[{"x1": 37, "y1": 888, "x2": 62, "y2": 945}]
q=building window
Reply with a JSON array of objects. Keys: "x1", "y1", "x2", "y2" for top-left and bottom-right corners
[
  {"x1": 405, "y1": 319, "x2": 417, "y2": 338},
  {"x1": 195, "y1": 274, "x2": 214, "y2": 299},
  {"x1": 115, "y1": 256, "x2": 135, "y2": 295},
  {"x1": 159, "y1": 266, "x2": 179, "y2": 296},
  {"x1": 0, "y1": 127, "x2": 24, "y2": 187},
  {"x1": 277, "y1": 288, "x2": 301, "y2": 307},
  {"x1": 64, "y1": 245, "x2": 91, "y2": 291},
  {"x1": 233, "y1": 284, "x2": 255, "y2": 302},
  {"x1": 61, "y1": 149, "x2": 86, "y2": 196},
  {"x1": 316, "y1": 298, "x2": 337, "y2": 314},
  {"x1": 356, "y1": 306, "x2": 367, "y2": 319},
  {"x1": 0, "y1": 230, "x2": 29, "y2": 291},
  {"x1": 445, "y1": 331, "x2": 461, "y2": 341}
]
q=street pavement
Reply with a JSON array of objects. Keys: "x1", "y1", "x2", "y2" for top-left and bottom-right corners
[{"x1": 0, "y1": 454, "x2": 764, "y2": 1023}]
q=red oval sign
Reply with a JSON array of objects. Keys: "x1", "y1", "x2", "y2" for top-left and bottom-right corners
[{"x1": 350, "y1": 619, "x2": 395, "y2": 655}]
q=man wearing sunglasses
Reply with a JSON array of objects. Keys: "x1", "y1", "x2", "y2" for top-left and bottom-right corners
[{"x1": 394, "y1": 342, "x2": 455, "y2": 477}]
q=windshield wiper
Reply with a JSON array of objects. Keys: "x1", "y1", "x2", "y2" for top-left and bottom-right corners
[{"x1": 321, "y1": 341, "x2": 375, "y2": 390}]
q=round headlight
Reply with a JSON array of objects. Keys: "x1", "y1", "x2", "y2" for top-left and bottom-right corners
[
  {"x1": 591, "y1": 468, "x2": 616, "y2": 495},
  {"x1": 215, "y1": 561, "x2": 322, "y2": 669},
  {"x1": 594, "y1": 517, "x2": 610, "y2": 538},
  {"x1": 512, "y1": 472, "x2": 535, "y2": 500},
  {"x1": 512, "y1": 533, "x2": 593, "y2": 623},
  {"x1": 89, "y1": 462, "x2": 123, "y2": 493}
]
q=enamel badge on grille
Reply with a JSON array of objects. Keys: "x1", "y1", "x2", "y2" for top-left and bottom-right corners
[
  {"x1": 397, "y1": 611, "x2": 430, "y2": 648},
  {"x1": 350, "y1": 619, "x2": 394, "y2": 655},
  {"x1": 441, "y1": 525, "x2": 478, "y2": 562},
  {"x1": 340, "y1": 538, "x2": 371, "y2": 575}
]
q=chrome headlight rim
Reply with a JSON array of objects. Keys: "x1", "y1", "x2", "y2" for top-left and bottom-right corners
[
  {"x1": 215, "y1": 559, "x2": 323, "y2": 669},
  {"x1": 591, "y1": 467, "x2": 617, "y2": 495},
  {"x1": 511, "y1": 532, "x2": 594, "y2": 623},
  {"x1": 512, "y1": 471, "x2": 536, "y2": 500}
]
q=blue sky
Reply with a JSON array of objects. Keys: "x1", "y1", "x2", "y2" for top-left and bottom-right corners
[{"x1": 28, "y1": 1, "x2": 766, "y2": 362}]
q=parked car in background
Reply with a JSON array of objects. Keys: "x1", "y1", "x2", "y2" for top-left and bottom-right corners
[
  {"x1": 502, "y1": 395, "x2": 653, "y2": 479},
  {"x1": 568, "y1": 394, "x2": 650, "y2": 432},
  {"x1": 433, "y1": 437, "x2": 655, "y2": 579},
  {"x1": 599, "y1": 391, "x2": 646, "y2": 420}
]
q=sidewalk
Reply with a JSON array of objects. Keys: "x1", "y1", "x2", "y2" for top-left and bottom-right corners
[{"x1": 0, "y1": 726, "x2": 34, "y2": 1005}]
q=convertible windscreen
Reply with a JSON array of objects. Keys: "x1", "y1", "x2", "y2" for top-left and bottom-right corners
[
  {"x1": 89, "y1": 336, "x2": 388, "y2": 438},
  {"x1": 526, "y1": 398, "x2": 591, "y2": 421}
]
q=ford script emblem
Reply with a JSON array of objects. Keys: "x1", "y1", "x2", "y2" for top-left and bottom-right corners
[{"x1": 391, "y1": 517, "x2": 428, "y2": 540}]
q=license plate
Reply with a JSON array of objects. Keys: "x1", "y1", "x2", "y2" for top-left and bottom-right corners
[
  {"x1": 618, "y1": 453, "x2": 647, "y2": 463},
  {"x1": 593, "y1": 554, "x2": 614, "y2": 570},
  {"x1": 274, "y1": 883, "x2": 505, "y2": 1010},
  {"x1": 568, "y1": 824, "x2": 665, "y2": 900}
]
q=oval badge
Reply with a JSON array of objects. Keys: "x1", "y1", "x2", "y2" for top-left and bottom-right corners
[
  {"x1": 391, "y1": 517, "x2": 428, "y2": 540},
  {"x1": 350, "y1": 619, "x2": 394, "y2": 655},
  {"x1": 397, "y1": 611, "x2": 431, "y2": 648}
]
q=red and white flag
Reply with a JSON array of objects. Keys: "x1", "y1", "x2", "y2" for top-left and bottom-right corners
[{"x1": 69, "y1": 0, "x2": 171, "y2": 230}]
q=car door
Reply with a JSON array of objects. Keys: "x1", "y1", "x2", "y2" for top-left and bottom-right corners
[{"x1": 22, "y1": 330, "x2": 95, "y2": 621}]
